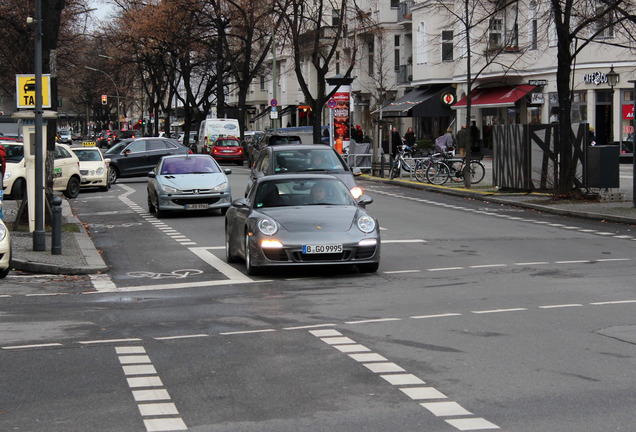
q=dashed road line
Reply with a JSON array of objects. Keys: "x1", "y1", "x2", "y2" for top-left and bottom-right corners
[
  {"x1": 116, "y1": 346, "x2": 188, "y2": 431},
  {"x1": 310, "y1": 329, "x2": 501, "y2": 431}
]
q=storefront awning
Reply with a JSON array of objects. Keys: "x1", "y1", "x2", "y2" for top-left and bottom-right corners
[
  {"x1": 375, "y1": 87, "x2": 453, "y2": 117},
  {"x1": 452, "y1": 85, "x2": 536, "y2": 109}
]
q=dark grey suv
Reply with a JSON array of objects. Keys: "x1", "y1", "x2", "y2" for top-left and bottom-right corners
[
  {"x1": 104, "y1": 137, "x2": 192, "y2": 184},
  {"x1": 247, "y1": 144, "x2": 362, "y2": 198}
]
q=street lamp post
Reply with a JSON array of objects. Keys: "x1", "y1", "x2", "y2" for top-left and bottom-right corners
[
  {"x1": 628, "y1": 79, "x2": 636, "y2": 208},
  {"x1": 606, "y1": 65, "x2": 619, "y2": 145},
  {"x1": 85, "y1": 66, "x2": 120, "y2": 130}
]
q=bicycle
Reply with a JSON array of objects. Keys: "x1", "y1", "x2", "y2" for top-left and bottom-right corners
[
  {"x1": 389, "y1": 144, "x2": 419, "y2": 180},
  {"x1": 425, "y1": 154, "x2": 485, "y2": 185}
]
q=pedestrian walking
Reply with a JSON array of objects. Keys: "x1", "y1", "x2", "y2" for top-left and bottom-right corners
[{"x1": 456, "y1": 124, "x2": 469, "y2": 157}]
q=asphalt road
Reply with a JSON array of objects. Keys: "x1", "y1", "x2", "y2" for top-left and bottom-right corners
[{"x1": 1, "y1": 166, "x2": 635, "y2": 431}]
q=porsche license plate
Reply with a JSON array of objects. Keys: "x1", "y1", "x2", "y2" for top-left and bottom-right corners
[
  {"x1": 302, "y1": 244, "x2": 343, "y2": 254},
  {"x1": 185, "y1": 203, "x2": 208, "y2": 210}
]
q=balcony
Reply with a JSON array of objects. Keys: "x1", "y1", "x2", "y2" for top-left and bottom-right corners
[
  {"x1": 398, "y1": 1, "x2": 413, "y2": 23},
  {"x1": 396, "y1": 64, "x2": 412, "y2": 84}
]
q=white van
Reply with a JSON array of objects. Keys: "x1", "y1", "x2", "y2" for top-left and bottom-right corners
[{"x1": 197, "y1": 118, "x2": 240, "y2": 153}]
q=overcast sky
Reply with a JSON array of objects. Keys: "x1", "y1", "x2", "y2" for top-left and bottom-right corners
[{"x1": 89, "y1": 0, "x2": 116, "y2": 21}]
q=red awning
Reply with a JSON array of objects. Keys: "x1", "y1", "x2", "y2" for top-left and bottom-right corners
[{"x1": 452, "y1": 85, "x2": 536, "y2": 109}]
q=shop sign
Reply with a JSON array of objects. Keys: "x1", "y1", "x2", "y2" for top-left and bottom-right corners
[
  {"x1": 622, "y1": 104, "x2": 634, "y2": 120},
  {"x1": 530, "y1": 93, "x2": 544, "y2": 104},
  {"x1": 583, "y1": 71, "x2": 619, "y2": 86},
  {"x1": 528, "y1": 79, "x2": 547, "y2": 86}
]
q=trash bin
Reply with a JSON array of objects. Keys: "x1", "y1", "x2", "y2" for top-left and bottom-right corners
[{"x1": 586, "y1": 145, "x2": 619, "y2": 188}]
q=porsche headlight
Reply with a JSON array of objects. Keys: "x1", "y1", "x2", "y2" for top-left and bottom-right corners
[
  {"x1": 257, "y1": 218, "x2": 278, "y2": 236},
  {"x1": 357, "y1": 215, "x2": 375, "y2": 233},
  {"x1": 162, "y1": 185, "x2": 181, "y2": 194},
  {"x1": 211, "y1": 181, "x2": 229, "y2": 192},
  {"x1": 0, "y1": 223, "x2": 7, "y2": 242}
]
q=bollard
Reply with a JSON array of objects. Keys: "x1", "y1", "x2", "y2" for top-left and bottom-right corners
[{"x1": 51, "y1": 196, "x2": 62, "y2": 255}]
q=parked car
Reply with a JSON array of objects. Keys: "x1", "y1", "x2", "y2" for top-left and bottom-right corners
[
  {"x1": 0, "y1": 218, "x2": 10, "y2": 278},
  {"x1": 2, "y1": 141, "x2": 82, "y2": 199},
  {"x1": 104, "y1": 137, "x2": 192, "y2": 184},
  {"x1": 209, "y1": 137, "x2": 244, "y2": 165},
  {"x1": 247, "y1": 144, "x2": 362, "y2": 198},
  {"x1": 147, "y1": 154, "x2": 232, "y2": 217},
  {"x1": 225, "y1": 174, "x2": 380, "y2": 275},
  {"x1": 71, "y1": 146, "x2": 110, "y2": 191}
]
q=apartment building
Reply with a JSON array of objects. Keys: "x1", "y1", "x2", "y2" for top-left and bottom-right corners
[{"x1": 236, "y1": 0, "x2": 635, "y2": 155}]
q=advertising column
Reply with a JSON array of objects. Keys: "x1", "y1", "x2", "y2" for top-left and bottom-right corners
[{"x1": 326, "y1": 75, "x2": 355, "y2": 151}]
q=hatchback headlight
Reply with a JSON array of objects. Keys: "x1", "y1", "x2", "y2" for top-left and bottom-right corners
[
  {"x1": 257, "y1": 218, "x2": 278, "y2": 236},
  {"x1": 162, "y1": 185, "x2": 181, "y2": 194},
  {"x1": 3, "y1": 171, "x2": 11, "y2": 181},
  {"x1": 357, "y1": 215, "x2": 375, "y2": 233},
  {"x1": 212, "y1": 181, "x2": 228, "y2": 192}
]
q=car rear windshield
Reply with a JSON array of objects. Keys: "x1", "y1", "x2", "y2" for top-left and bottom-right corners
[{"x1": 215, "y1": 140, "x2": 240, "y2": 147}]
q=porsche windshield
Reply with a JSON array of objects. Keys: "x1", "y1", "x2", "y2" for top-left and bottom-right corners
[{"x1": 254, "y1": 178, "x2": 355, "y2": 208}]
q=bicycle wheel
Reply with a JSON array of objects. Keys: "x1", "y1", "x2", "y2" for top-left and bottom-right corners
[
  {"x1": 426, "y1": 161, "x2": 450, "y2": 185},
  {"x1": 414, "y1": 159, "x2": 427, "y2": 182},
  {"x1": 468, "y1": 160, "x2": 485, "y2": 184},
  {"x1": 389, "y1": 161, "x2": 401, "y2": 179},
  {"x1": 449, "y1": 161, "x2": 464, "y2": 183}
]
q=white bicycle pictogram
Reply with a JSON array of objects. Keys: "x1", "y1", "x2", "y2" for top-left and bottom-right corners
[{"x1": 127, "y1": 269, "x2": 204, "y2": 280}]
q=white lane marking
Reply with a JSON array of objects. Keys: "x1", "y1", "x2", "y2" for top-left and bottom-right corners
[
  {"x1": 308, "y1": 329, "x2": 342, "y2": 337},
  {"x1": 468, "y1": 264, "x2": 507, "y2": 269},
  {"x1": 138, "y1": 403, "x2": 179, "y2": 416},
  {"x1": 321, "y1": 336, "x2": 356, "y2": 345},
  {"x1": 79, "y1": 338, "x2": 142, "y2": 345},
  {"x1": 144, "y1": 418, "x2": 187, "y2": 432},
  {"x1": 596, "y1": 232, "x2": 615, "y2": 236},
  {"x1": 380, "y1": 374, "x2": 426, "y2": 386},
  {"x1": 105, "y1": 279, "x2": 258, "y2": 293},
  {"x1": 381, "y1": 239, "x2": 427, "y2": 243},
  {"x1": 345, "y1": 318, "x2": 401, "y2": 325},
  {"x1": 422, "y1": 401, "x2": 473, "y2": 417},
  {"x1": 348, "y1": 353, "x2": 388, "y2": 362},
  {"x1": 0, "y1": 294, "x2": 11, "y2": 298},
  {"x1": 596, "y1": 258, "x2": 631, "y2": 262},
  {"x1": 116, "y1": 346, "x2": 188, "y2": 431},
  {"x1": 332, "y1": 344, "x2": 371, "y2": 353},
  {"x1": 2, "y1": 343, "x2": 63, "y2": 350},
  {"x1": 539, "y1": 304, "x2": 582, "y2": 309},
  {"x1": 123, "y1": 365, "x2": 157, "y2": 376},
  {"x1": 555, "y1": 260, "x2": 590, "y2": 264},
  {"x1": 219, "y1": 329, "x2": 276, "y2": 335},
  {"x1": 127, "y1": 377, "x2": 164, "y2": 388},
  {"x1": 445, "y1": 417, "x2": 500, "y2": 430},
  {"x1": 428, "y1": 267, "x2": 464, "y2": 272},
  {"x1": 119, "y1": 355, "x2": 152, "y2": 365},
  {"x1": 411, "y1": 313, "x2": 462, "y2": 319},
  {"x1": 363, "y1": 362, "x2": 406, "y2": 373},
  {"x1": 284, "y1": 324, "x2": 337, "y2": 331},
  {"x1": 383, "y1": 270, "x2": 421, "y2": 274},
  {"x1": 25, "y1": 293, "x2": 68, "y2": 297},
  {"x1": 400, "y1": 387, "x2": 448, "y2": 400},
  {"x1": 189, "y1": 246, "x2": 253, "y2": 282},
  {"x1": 154, "y1": 334, "x2": 209, "y2": 341},
  {"x1": 514, "y1": 262, "x2": 549, "y2": 266},
  {"x1": 590, "y1": 300, "x2": 636, "y2": 305},
  {"x1": 472, "y1": 308, "x2": 527, "y2": 314},
  {"x1": 90, "y1": 274, "x2": 119, "y2": 292}
]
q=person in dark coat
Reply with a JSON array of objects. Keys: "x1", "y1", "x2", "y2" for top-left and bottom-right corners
[
  {"x1": 391, "y1": 126, "x2": 402, "y2": 158},
  {"x1": 404, "y1": 127, "x2": 416, "y2": 149}
]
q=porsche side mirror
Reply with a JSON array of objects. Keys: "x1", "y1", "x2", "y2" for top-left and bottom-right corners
[{"x1": 356, "y1": 194, "x2": 373, "y2": 207}]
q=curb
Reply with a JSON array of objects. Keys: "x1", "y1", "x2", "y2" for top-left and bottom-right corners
[{"x1": 361, "y1": 175, "x2": 636, "y2": 226}]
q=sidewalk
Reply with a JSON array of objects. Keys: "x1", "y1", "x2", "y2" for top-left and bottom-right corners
[
  {"x1": 1, "y1": 163, "x2": 634, "y2": 275},
  {"x1": 2, "y1": 198, "x2": 109, "y2": 275}
]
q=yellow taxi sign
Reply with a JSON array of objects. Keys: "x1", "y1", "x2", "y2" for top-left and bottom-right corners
[
  {"x1": 16, "y1": 74, "x2": 52, "y2": 109},
  {"x1": 82, "y1": 141, "x2": 97, "y2": 147}
]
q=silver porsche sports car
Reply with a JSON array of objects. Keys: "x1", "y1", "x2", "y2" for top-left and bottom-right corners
[{"x1": 225, "y1": 174, "x2": 380, "y2": 275}]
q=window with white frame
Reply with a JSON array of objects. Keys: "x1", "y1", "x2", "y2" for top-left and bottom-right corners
[
  {"x1": 416, "y1": 22, "x2": 428, "y2": 64},
  {"x1": 489, "y1": 17, "x2": 503, "y2": 49},
  {"x1": 442, "y1": 30, "x2": 453, "y2": 61},
  {"x1": 593, "y1": 5, "x2": 614, "y2": 39}
]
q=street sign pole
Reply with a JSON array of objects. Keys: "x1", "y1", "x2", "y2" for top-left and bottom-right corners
[
  {"x1": 33, "y1": 0, "x2": 45, "y2": 251},
  {"x1": 629, "y1": 80, "x2": 636, "y2": 208}
]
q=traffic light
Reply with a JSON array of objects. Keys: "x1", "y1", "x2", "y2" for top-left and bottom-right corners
[{"x1": 101, "y1": 94, "x2": 107, "y2": 105}]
